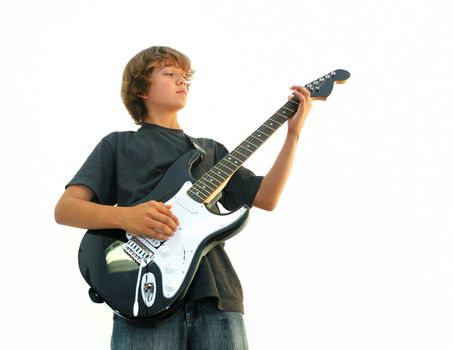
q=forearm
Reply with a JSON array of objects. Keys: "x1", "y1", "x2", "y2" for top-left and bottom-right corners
[
  {"x1": 253, "y1": 85, "x2": 311, "y2": 210},
  {"x1": 54, "y1": 196, "x2": 125, "y2": 230},
  {"x1": 253, "y1": 132, "x2": 299, "y2": 210},
  {"x1": 55, "y1": 185, "x2": 179, "y2": 239}
]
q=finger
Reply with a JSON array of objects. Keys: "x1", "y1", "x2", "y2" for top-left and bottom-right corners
[
  {"x1": 148, "y1": 201, "x2": 180, "y2": 225},
  {"x1": 163, "y1": 208, "x2": 180, "y2": 226},
  {"x1": 291, "y1": 85, "x2": 311, "y2": 99},
  {"x1": 146, "y1": 220, "x2": 175, "y2": 238},
  {"x1": 291, "y1": 93, "x2": 312, "y2": 115},
  {"x1": 291, "y1": 85, "x2": 308, "y2": 92},
  {"x1": 164, "y1": 205, "x2": 180, "y2": 225},
  {"x1": 143, "y1": 228, "x2": 173, "y2": 241},
  {"x1": 149, "y1": 211, "x2": 179, "y2": 233},
  {"x1": 141, "y1": 202, "x2": 179, "y2": 232},
  {"x1": 291, "y1": 89, "x2": 307, "y2": 106},
  {"x1": 293, "y1": 88, "x2": 312, "y2": 105}
]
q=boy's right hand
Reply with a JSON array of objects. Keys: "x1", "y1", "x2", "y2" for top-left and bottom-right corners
[{"x1": 120, "y1": 200, "x2": 180, "y2": 241}]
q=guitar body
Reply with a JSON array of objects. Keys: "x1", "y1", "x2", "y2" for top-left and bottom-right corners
[{"x1": 78, "y1": 149, "x2": 250, "y2": 320}]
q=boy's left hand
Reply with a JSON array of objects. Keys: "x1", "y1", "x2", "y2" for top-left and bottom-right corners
[{"x1": 287, "y1": 85, "x2": 312, "y2": 139}]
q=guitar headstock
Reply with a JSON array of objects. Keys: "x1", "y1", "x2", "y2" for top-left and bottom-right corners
[{"x1": 306, "y1": 69, "x2": 350, "y2": 101}]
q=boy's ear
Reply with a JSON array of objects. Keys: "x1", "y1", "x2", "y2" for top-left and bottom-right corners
[{"x1": 137, "y1": 95, "x2": 148, "y2": 100}]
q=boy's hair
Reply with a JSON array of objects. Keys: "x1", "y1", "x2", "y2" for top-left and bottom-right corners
[{"x1": 121, "y1": 46, "x2": 194, "y2": 125}]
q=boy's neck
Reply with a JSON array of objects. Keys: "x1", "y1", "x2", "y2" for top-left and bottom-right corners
[{"x1": 144, "y1": 112, "x2": 181, "y2": 130}]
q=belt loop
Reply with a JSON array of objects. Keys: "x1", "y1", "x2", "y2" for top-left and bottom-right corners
[{"x1": 185, "y1": 302, "x2": 193, "y2": 327}]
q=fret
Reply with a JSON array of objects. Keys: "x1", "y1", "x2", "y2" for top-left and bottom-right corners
[
  {"x1": 195, "y1": 180, "x2": 216, "y2": 194},
  {"x1": 204, "y1": 170, "x2": 225, "y2": 184},
  {"x1": 189, "y1": 178, "x2": 217, "y2": 196},
  {"x1": 224, "y1": 155, "x2": 242, "y2": 167},
  {"x1": 237, "y1": 142, "x2": 256, "y2": 154},
  {"x1": 220, "y1": 160, "x2": 238, "y2": 172},
  {"x1": 259, "y1": 123, "x2": 275, "y2": 134},
  {"x1": 245, "y1": 135, "x2": 264, "y2": 148},
  {"x1": 272, "y1": 111, "x2": 289, "y2": 123},
  {"x1": 202, "y1": 174, "x2": 222, "y2": 186},
  {"x1": 281, "y1": 107, "x2": 293, "y2": 114},
  {"x1": 252, "y1": 129, "x2": 265, "y2": 137},
  {"x1": 187, "y1": 189, "x2": 205, "y2": 202},
  {"x1": 287, "y1": 100, "x2": 299, "y2": 111},
  {"x1": 192, "y1": 185, "x2": 211, "y2": 197},
  {"x1": 274, "y1": 112, "x2": 289, "y2": 123},
  {"x1": 223, "y1": 159, "x2": 238, "y2": 171},
  {"x1": 197, "y1": 177, "x2": 220, "y2": 191},
  {"x1": 217, "y1": 165, "x2": 235, "y2": 178},
  {"x1": 231, "y1": 150, "x2": 248, "y2": 163},
  {"x1": 188, "y1": 172, "x2": 222, "y2": 201},
  {"x1": 211, "y1": 167, "x2": 230, "y2": 179},
  {"x1": 262, "y1": 120, "x2": 278, "y2": 130},
  {"x1": 261, "y1": 121, "x2": 278, "y2": 131},
  {"x1": 222, "y1": 160, "x2": 241, "y2": 171}
]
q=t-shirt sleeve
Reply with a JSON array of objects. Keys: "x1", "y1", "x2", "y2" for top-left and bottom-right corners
[
  {"x1": 66, "y1": 133, "x2": 117, "y2": 205},
  {"x1": 214, "y1": 142, "x2": 264, "y2": 210}
]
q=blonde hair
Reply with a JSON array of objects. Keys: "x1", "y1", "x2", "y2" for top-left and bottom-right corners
[{"x1": 121, "y1": 46, "x2": 194, "y2": 125}]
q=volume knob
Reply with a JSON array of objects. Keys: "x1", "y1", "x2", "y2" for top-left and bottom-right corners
[
  {"x1": 164, "y1": 263, "x2": 175, "y2": 273},
  {"x1": 165, "y1": 281, "x2": 176, "y2": 295},
  {"x1": 158, "y1": 246, "x2": 170, "y2": 257}
]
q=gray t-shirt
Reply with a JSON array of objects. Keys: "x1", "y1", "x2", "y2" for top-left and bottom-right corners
[{"x1": 67, "y1": 123, "x2": 263, "y2": 313}]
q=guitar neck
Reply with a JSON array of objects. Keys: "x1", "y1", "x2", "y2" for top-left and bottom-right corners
[
  {"x1": 186, "y1": 69, "x2": 350, "y2": 204},
  {"x1": 187, "y1": 96, "x2": 300, "y2": 204}
]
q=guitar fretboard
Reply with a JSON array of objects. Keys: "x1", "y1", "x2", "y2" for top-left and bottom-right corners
[{"x1": 187, "y1": 96, "x2": 301, "y2": 203}]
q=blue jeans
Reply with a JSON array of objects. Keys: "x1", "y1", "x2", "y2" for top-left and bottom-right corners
[{"x1": 111, "y1": 298, "x2": 249, "y2": 349}]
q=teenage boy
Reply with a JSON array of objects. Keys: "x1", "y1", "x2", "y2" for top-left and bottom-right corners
[{"x1": 55, "y1": 46, "x2": 311, "y2": 349}]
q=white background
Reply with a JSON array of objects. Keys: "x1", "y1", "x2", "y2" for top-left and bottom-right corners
[{"x1": 1, "y1": 0, "x2": 453, "y2": 349}]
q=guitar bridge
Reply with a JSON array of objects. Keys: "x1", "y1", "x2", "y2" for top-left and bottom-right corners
[{"x1": 122, "y1": 237, "x2": 154, "y2": 266}]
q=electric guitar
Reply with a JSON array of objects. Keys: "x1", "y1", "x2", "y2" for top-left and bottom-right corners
[{"x1": 78, "y1": 69, "x2": 350, "y2": 320}]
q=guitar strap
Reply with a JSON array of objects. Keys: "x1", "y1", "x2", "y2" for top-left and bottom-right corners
[
  {"x1": 185, "y1": 134, "x2": 206, "y2": 159},
  {"x1": 184, "y1": 134, "x2": 223, "y2": 208}
]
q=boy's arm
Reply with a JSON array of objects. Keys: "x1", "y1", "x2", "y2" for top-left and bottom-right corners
[
  {"x1": 54, "y1": 185, "x2": 179, "y2": 240},
  {"x1": 253, "y1": 86, "x2": 311, "y2": 211}
]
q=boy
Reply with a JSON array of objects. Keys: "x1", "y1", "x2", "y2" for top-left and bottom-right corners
[{"x1": 54, "y1": 46, "x2": 311, "y2": 349}]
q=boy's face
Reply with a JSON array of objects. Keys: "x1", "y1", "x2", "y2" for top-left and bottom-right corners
[{"x1": 144, "y1": 64, "x2": 189, "y2": 115}]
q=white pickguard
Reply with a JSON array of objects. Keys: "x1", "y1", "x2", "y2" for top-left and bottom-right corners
[{"x1": 125, "y1": 181, "x2": 247, "y2": 300}]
